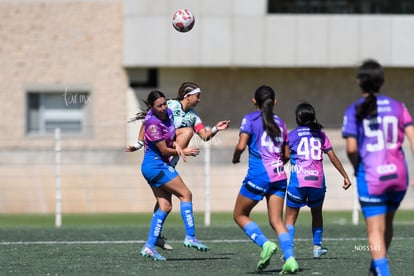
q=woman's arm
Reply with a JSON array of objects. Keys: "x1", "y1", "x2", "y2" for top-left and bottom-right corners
[
  {"x1": 198, "y1": 120, "x2": 231, "y2": 141},
  {"x1": 326, "y1": 149, "x2": 352, "y2": 190},
  {"x1": 232, "y1": 133, "x2": 249, "y2": 164}
]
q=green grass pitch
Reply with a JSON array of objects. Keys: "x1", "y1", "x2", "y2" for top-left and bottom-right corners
[{"x1": 0, "y1": 211, "x2": 413, "y2": 275}]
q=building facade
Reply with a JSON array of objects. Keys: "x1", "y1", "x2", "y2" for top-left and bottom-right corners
[{"x1": 0, "y1": 0, "x2": 413, "y2": 214}]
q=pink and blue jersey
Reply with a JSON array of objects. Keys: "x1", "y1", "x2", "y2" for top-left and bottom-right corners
[
  {"x1": 143, "y1": 109, "x2": 176, "y2": 163},
  {"x1": 240, "y1": 110, "x2": 288, "y2": 184},
  {"x1": 288, "y1": 127, "x2": 332, "y2": 188},
  {"x1": 342, "y1": 94, "x2": 413, "y2": 195}
]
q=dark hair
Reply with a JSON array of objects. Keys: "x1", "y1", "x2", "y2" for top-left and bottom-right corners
[
  {"x1": 175, "y1": 82, "x2": 200, "y2": 100},
  {"x1": 129, "y1": 90, "x2": 166, "y2": 122},
  {"x1": 295, "y1": 102, "x2": 323, "y2": 130},
  {"x1": 254, "y1": 85, "x2": 281, "y2": 138},
  {"x1": 355, "y1": 59, "x2": 383, "y2": 121}
]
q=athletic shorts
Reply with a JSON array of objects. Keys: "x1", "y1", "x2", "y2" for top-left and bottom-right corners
[
  {"x1": 357, "y1": 172, "x2": 407, "y2": 218},
  {"x1": 141, "y1": 157, "x2": 178, "y2": 187},
  {"x1": 286, "y1": 185, "x2": 326, "y2": 209},
  {"x1": 239, "y1": 178, "x2": 287, "y2": 201}
]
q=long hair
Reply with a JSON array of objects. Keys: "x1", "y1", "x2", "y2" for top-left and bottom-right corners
[
  {"x1": 175, "y1": 82, "x2": 200, "y2": 100},
  {"x1": 128, "y1": 90, "x2": 166, "y2": 122},
  {"x1": 355, "y1": 59, "x2": 384, "y2": 121},
  {"x1": 295, "y1": 102, "x2": 323, "y2": 130},
  {"x1": 254, "y1": 85, "x2": 281, "y2": 138}
]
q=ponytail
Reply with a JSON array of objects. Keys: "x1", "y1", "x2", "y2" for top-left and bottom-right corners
[
  {"x1": 355, "y1": 59, "x2": 383, "y2": 121},
  {"x1": 356, "y1": 93, "x2": 377, "y2": 121},
  {"x1": 255, "y1": 85, "x2": 281, "y2": 139},
  {"x1": 262, "y1": 98, "x2": 281, "y2": 138}
]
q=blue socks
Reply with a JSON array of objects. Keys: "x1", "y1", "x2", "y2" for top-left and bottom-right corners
[
  {"x1": 286, "y1": 224, "x2": 295, "y2": 244},
  {"x1": 146, "y1": 209, "x2": 168, "y2": 247},
  {"x1": 243, "y1": 221, "x2": 268, "y2": 247},
  {"x1": 374, "y1": 258, "x2": 390, "y2": 276},
  {"x1": 180, "y1": 201, "x2": 195, "y2": 238},
  {"x1": 312, "y1": 227, "x2": 323, "y2": 246},
  {"x1": 279, "y1": 232, "x2": 294, "y2": 260}
]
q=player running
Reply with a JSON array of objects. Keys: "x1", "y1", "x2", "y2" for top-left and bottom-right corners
[
  {"x1": 133, "y1": 90, "x2": 208, "y2": 261},
  {"x1": 342, "y1": 59, "x2": 414, "y2": 275},
  {"x1": 285, "y1": 102, "x2": 351, "y2": 259},
  {"x1": 232, "y1": 85, "x2": 299, "y2": 274}
]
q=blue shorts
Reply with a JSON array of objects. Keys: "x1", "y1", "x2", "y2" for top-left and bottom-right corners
[
  {"x1": 239, "y1": 178, "x2": 287, "y2": 201},
  {"x1": 357, "y1": 172, "x2": 406, "y2": 218},
  {"x1": 141, "y1": 156, "x2": 178, "y2": 187},
  {"x1": 286, "y1": 185, "x2": 326, "y2": 209}
]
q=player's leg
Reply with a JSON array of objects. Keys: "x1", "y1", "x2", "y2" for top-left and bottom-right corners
[
  {"x1": 365, "y1": 214, "x2": 389, "y2": 275},
  {"x1": 384, "y1": 210, "x2": 395, "y2": 251},
  {"x1": 153, "y1": 200, "x2": 173, "y2": 250},
  {"x1": 175, "y1": 127, "x2": 194, "y2": 148},
  {"x1": 310, "y1": 203, "x2": 328, "y2": 258},
  {"x1": 285, "y1": 184, "x2": 303, "y2": 247},
  {"x1": 267, "y1": 181, "x2": 298, "y2": 274},
  {"x1": 169, "y1": 127, "x2": 194, "y2": 167},
  {"x1": 140, "y1": 187, "x2": 172, "y2": 261},
  {"x1": 162, "y1": 175, "x2": 208, "y2": 251},
  {"x1": 234, "y1": 193, "x2": 276, "y2": 271}
]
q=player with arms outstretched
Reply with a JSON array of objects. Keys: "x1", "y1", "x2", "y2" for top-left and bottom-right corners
[
  {"x1": 126, "y1": 82, "x2": 230, "y2": 250},
  {"x1": 135, "y1": 90, "x2": 208, "y2": 261}
]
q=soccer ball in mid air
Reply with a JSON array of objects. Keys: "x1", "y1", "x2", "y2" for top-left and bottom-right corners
[{"x1": 172, "y1": 9, "x2": 195, "y2": 33}]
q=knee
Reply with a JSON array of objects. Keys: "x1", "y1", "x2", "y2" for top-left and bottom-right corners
[
  {"x1": 181, "y1": 190, "x2": 192, "y2": 202},
  {"x1": 158, "y1": 202, "x2": 173, "y2": 214}
]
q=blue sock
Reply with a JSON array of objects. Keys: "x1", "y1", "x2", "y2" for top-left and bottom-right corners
[
  {"x1": 286, "y1": 224, "x2": 295, "y2": 244},
  {"x1": 278, "y1": 232, "x2": 294, "y2": 260},
  {"x1": 243, "y1": 221, "x2": 268, "y2": 247},
  {"x1": 146, "y1": 209, "x2": 168, "y2": 247},
  {"x1": 374, "y1": 257, "x2": 390, "y2": 276},
  {"x1": 180, "y1": 202, "x2": 195, "y2": 238},
  {"x1": 312, "y1": 227, "x2": 323, "y2": 246}
]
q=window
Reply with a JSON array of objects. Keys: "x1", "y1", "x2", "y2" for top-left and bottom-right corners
[
  {"x1": 26, "y1": 89, "x2": 91, "y2": 135},
  {"x1": 268, "y1": 0, "x2": 414, "y2": 14},
  {"x1": 128, "y1": 68, "x2": 158, "y2": 88}
]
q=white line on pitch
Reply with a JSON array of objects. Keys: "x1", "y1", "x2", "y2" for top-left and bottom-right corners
[{"x1": 1, "y1": 237, "x2": 414, "y2": 246}]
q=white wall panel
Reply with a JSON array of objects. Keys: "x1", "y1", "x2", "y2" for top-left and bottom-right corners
[{"x1": 123, "y1": 0, "x2": 414, "y2": 67}]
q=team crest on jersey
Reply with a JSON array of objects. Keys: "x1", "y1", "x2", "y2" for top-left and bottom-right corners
[{"x1": 149, "y1": 125, "x2": 157, "y2": 133}]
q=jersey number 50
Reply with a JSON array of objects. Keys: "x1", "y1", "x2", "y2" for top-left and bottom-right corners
[{"x1": 363, "y1": 115, "x2": 398, "y2": 152}]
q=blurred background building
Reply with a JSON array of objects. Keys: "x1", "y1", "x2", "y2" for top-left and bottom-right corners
[{"x1": 1, "y1": 0, "x2": 413, "y2": 214}]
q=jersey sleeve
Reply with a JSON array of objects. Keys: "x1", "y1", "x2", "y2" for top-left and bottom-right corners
[
  {"x1": 321, "y1": 131, "x2": 333, "y2": 153},
  {"x1": 342, "y1": 104, "x2": 358, "y2": 138},
  {"x1": 239, "y1": 116, "x2": 251, "y2": 135},
  {"x1": 192, "y1": 111, "x2": 205, "y2": 133},
  {"x1": 401, "y1": 103, "x2": 414, "y2": 127}
]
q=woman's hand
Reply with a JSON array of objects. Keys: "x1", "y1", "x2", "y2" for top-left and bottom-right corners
[
  {"x1": 124, "y1": 145, "x2": 137, "y2": 152},
  {"x1": 343, "y1": 177, "x2": 352, "y2": 190},
  {"x1": 216, "y1": 120, "x2": 231, "y2": 131}
]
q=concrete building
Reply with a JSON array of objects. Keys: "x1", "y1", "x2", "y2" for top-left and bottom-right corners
[{"x1": 0, "y1": 0, "x2": 413, "y2": 214}]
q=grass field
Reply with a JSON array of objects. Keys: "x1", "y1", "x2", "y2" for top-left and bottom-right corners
[{"x1": 1, "y1": 211, "x2": 413, "y2": 275}]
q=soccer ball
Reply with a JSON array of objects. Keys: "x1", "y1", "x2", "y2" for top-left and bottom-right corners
[{"x1": 172, "y1": 9, "x2": 195, "y2": 33}]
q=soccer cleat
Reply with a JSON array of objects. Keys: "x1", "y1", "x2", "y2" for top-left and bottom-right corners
[
  {"x1": 256, "y1": 241, "x2": 278, "y2": 271},
  {"x1": 155, "y1": 235, "x2": 173, "y2": 251},
  {"x1": 183, "y1": 237, "x2": 209, "y2": 251},
  {"x1": 313, "y1": 245, "x2": 328, "y2": 258},
  {"x1": 140, "y1": 246, "x2": 167, "y2": 261},
  {"x1": 280, "y1": 257, "x2": 299, "y2": 274}
]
